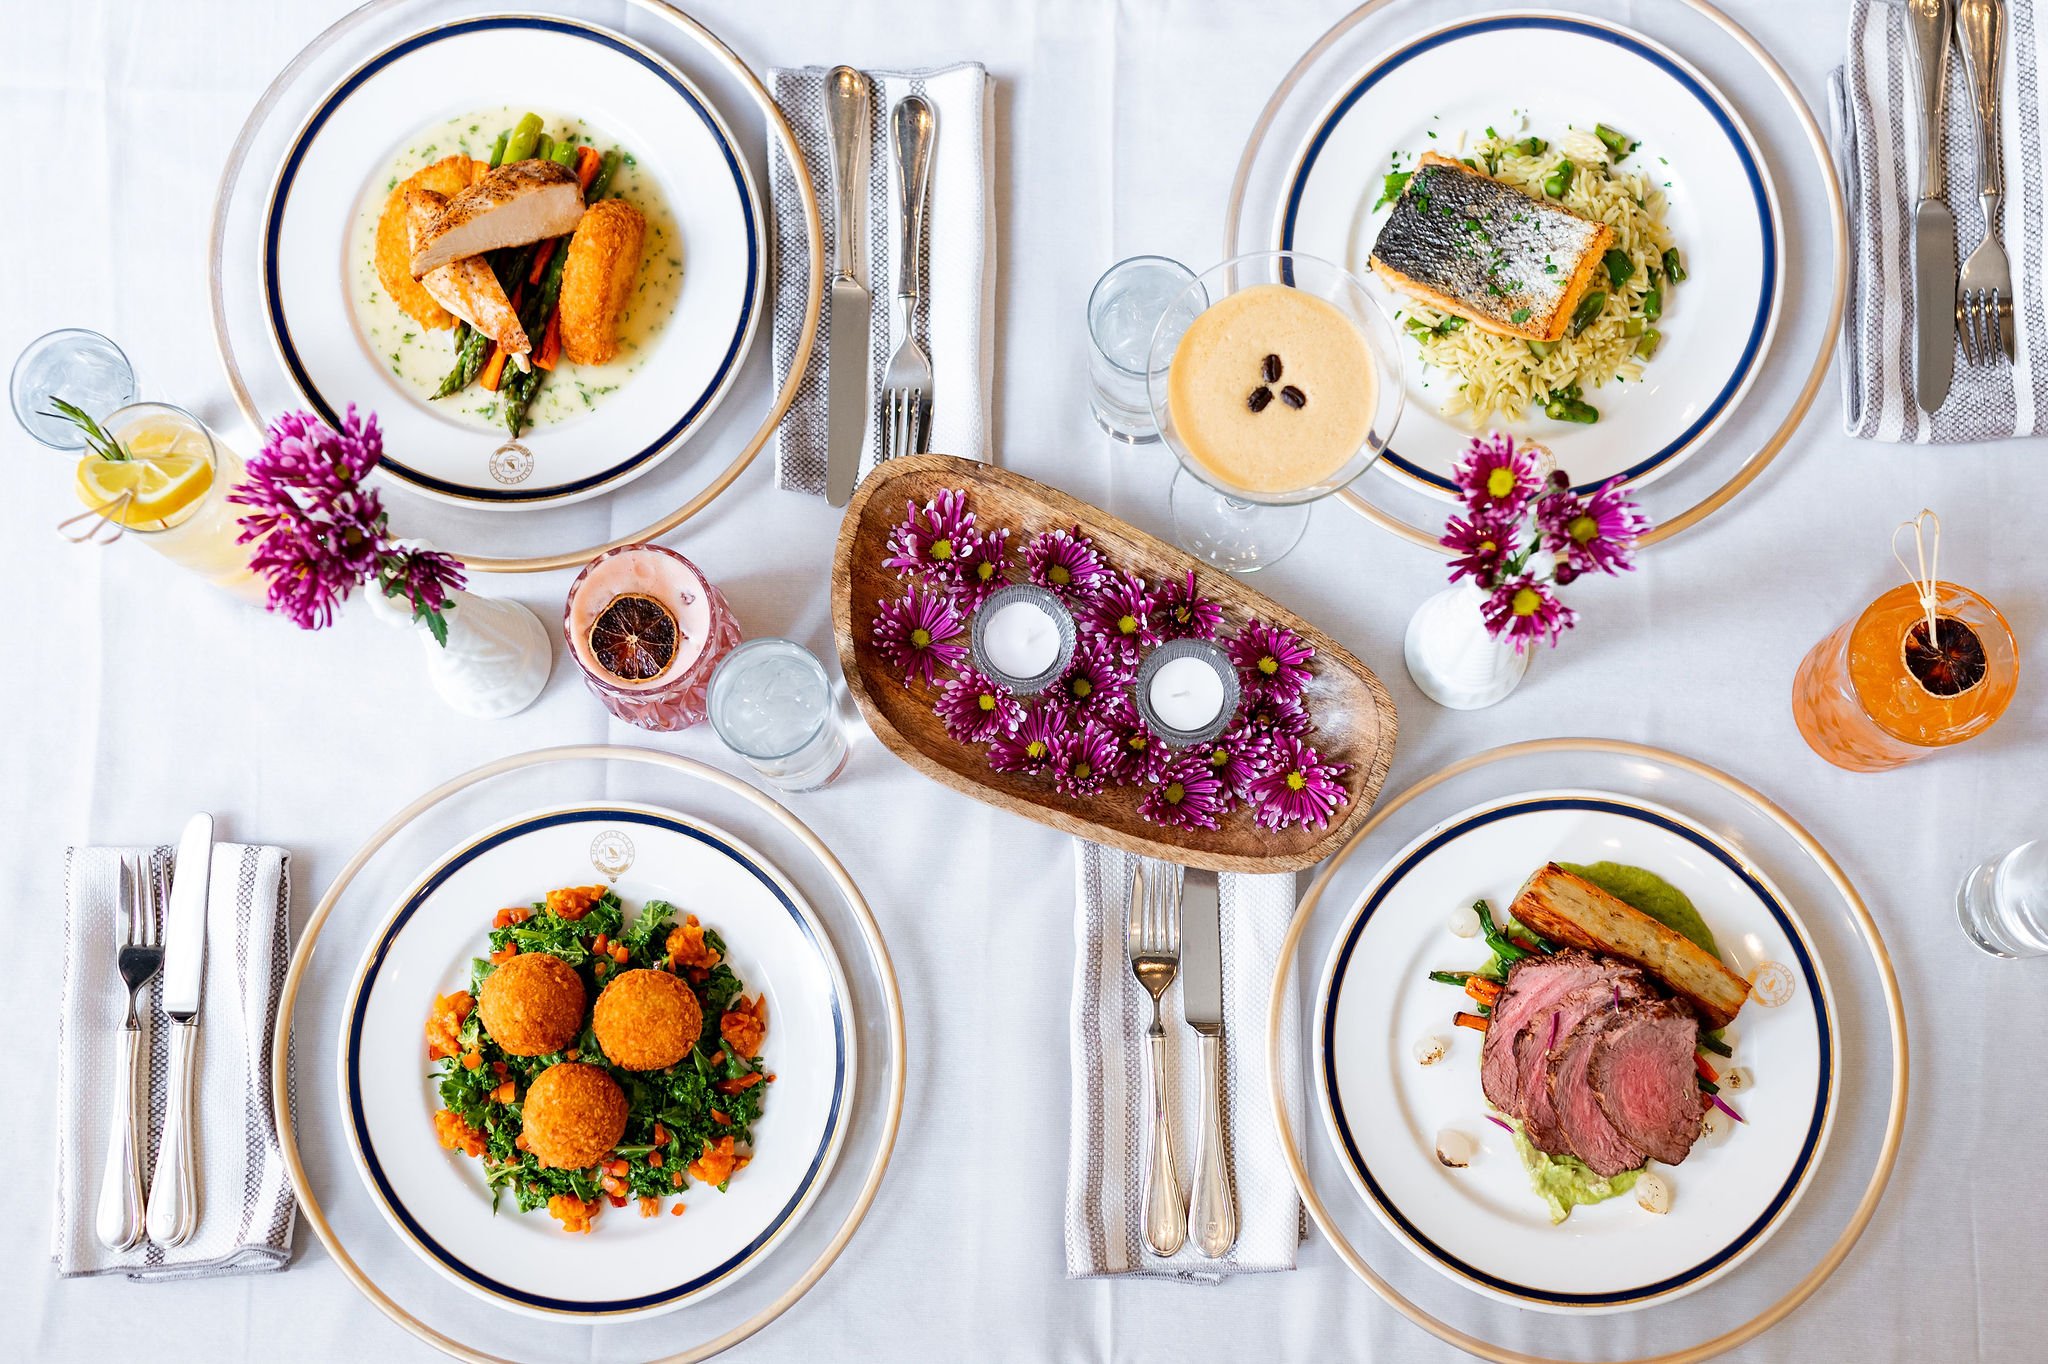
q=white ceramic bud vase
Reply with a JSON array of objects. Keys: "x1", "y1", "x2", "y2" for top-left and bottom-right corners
[
  {"x1": 1404, "y1": 581, "x2": 1530, "y2": 709},
  {"x1": 368, "y1": 584, "x2": 553, "y2": 719}
]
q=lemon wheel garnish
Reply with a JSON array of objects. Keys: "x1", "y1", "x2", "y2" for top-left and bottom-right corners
[{"x1": 75, "y1": 451, "x2": 213, "y2": 526}]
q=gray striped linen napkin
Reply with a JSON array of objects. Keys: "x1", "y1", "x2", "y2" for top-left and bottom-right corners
[
  {"x1": 767, "y1": 62, "x2": 996, "y2": 492},
  {"x1": 53, "y1": 843, "x2": 296, "y2": 1279},
  {"x1": 1063, "y1": 845, "x2": 1305, "y2": 1280},
  {"x1": 1835, "y1": 0, "x2": 2047, "y2": 441}
]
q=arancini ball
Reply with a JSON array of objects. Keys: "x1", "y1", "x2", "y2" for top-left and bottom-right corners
[
  {"x1": 478, "y1": 951, "x2": 586, "y2": 1057},
  {"x1": 592, "y1": 968, "x2": 702, "y2": 1071},
  {"x1": 521, "y1": 1062, "x2": 627, "y2": 1169}
]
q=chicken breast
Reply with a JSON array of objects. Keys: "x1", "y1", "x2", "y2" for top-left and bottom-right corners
[
  {"x1": 408, "y1": 159, "x2": 584, "y2": 278},
  {"x1": 558, "y1": 198, "x2": 648, "y2": 366},
  {"x1": 405, "y1": 188, "x2": 531, "y2": 362},
  {"x1": 374, "y1": 155, "x2": 480, "y2": 329}
]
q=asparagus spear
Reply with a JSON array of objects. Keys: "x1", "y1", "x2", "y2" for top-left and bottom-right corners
[
  {"x1": 501, "y1": 112, "x2": 543, "y2": 163},
  {"x1": 486, "y1": 129, "x2": 509, "y2": 168},
  {"x1": 532, "y1": 132, "x2": 554, "y2": 164},
  {"x1": 435, "y1": 327, "x2": 491, "y2": 398},
  {"x1": 586, "y1": 148, "x2": 622, "y2": 202}
]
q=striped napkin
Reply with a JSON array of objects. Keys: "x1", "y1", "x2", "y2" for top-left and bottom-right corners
[
  {"x1": 52, "y1": 843, "x2": 296, "y2": 1279},
  {"x1": 767, "y1": 62, "x2": 997, "y2": 493},
  {"x1": 1834, "y1": 0, "x2": 2046, "y2": 441},
  {"x1": 1063, "y1": 845, "x2": 1305, "y2": 1281}
]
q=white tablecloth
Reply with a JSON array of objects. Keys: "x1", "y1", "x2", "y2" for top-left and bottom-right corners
[{"x1": 3, "y1": 1, "x2": 2042, "y2": 1360}]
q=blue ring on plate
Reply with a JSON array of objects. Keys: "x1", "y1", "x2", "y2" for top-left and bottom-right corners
[
  {"x1": 346, "y1": 807, "x2": 846, "y2": 1315},
  {"x1": 1280, "y1": 16, "x2": 1777, "y2": 496},
  {"x1": 1320, "y1": 796, "x2": 1830, "y2": 1307},
  {"x1": 263, "y1": 16, "x2": 759, "y2": 503}
]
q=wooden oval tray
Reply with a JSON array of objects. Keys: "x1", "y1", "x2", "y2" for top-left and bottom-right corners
[{"x1": 830, "y1": 455, "x2": 1398, "y2": 873}]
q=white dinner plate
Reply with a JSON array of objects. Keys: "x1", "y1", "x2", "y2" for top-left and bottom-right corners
[
  {"x1": 264, "y1": 15, "x2": 764, "y2": 507},
  {"x1": 1313, "y1": 790, "x2": 1834, "y2": 1312},
  {"x1": 1278, "y1": 11, "x2": 1782, "y2": 497},
  {"x1": 340, "y1": 803, "x2": 854, "y2": 1321}
]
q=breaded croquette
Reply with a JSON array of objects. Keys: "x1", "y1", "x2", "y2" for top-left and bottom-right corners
[{"x1": 558, "y1": 198, "x2": 648, "y2": 366}]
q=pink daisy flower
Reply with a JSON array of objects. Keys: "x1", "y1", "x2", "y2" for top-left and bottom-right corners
[
  {"x1": 1225, "y1": 619, "x2": 1315, "y2": 700},
  {"x1": 870, "y1": 581, "x2": 968, "y2": 687},
  {"x1": 1153, "y1": 569, "x2": 1224, "y2": 641},
  {"x1": 1451, "y1": 432, "x2": 1540, "y2": 516},
  {"x1": 1104, "y1": 715, "x2": 1174, "y2": 786},
  {"x1": 1440, "y1": 508, "x2": 1522, "y2": 588},
  {"x1": 1051, "y1": 717, "x2": 1120, "y2": 798},
  {"x1": 933, "y1": 667, "x2": 1023, "y2": 743},
  {"x1": 1139, "y1": 751, "x2": 1230, "y2": 831},
  {"x1": 1481, "y1": 574, "x2": 1578, "y2": 651},
  {"x1": 1078, "y1": 572, "x2": 1159, "y2": 664},
  {"x1": 988, "y1": 702, "x2": 1068, "y2": 776},
  {"x1": 1248, "y1": 736, "x2": 1350, "y2": 831},
  {"x1": 883, "y1": 489, "x2": 980, "y2": 581},
  {"x1": 949, "y1": 525, "x2": 1011, "y2": 610},
  {"x1": 1023, "y1": 526, "x2": 1110, "y2": 600},
  {"x1": 1235, "y1": 690, "x2": 1312, "y2": 738},
  {"x1": 1204, "y1": 723, "x2": 1276, "y2": 800},
  {"x1": 1050, "y1": 639, "x2": 1133, "y2": 716},
  {"x1": 1535, "y1": 477, "x2": 1649, "y2": 578}
]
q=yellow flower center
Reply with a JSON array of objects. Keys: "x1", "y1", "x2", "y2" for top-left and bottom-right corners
[
  {"x1": 1210, "y1": 748, "x2": 1229, "y2": 768},
  {"x1": 1130, "y1": 736, "x2": 1148, "y2": 752},
  {"x1": 977, "y1": 693, "x2": 997, "y2": 712},
  {"x1": 1025, "y1": 739, "x2": 1047, "y2": 759},
  {"x1": 977, "y1": 561, "x2": 996, "y2": 581},
  {"x1": 1568, "y1": 514, "x2": 1598, "y2": 545},
  {"x1": 1511, "y1": 587, "x2": 1543, "y2": 618},
  {"x1": 1286, "y1": 770, "x2": 1307, "y2": 792},
  {"x1": 1072, "y1": 678, "x2": 1093, "y2": 698},
  {"x1": 1486, "y1": 467, "x2": 1516, "y2": 499},
  {"x1": 1118, "y1": 614, "x2": 1138, "y2": 636},
  {"x1": 1050, "y1": 565, "x2": 1071, "y2": 586},
  {"x1": 910, "y1": 627, "x2": 932, "y2": 647},
  {"x1": 1258, "y1": 655, "x2": 1279, "y2": 676},
  {"x1": 1074, "y1": 762, "x2": 1092, "y2": 780},
  {"x1": 1174, "y1": 606, "x2": 1191, "y2": 623},
  {"x1": 932, "y1": 537, "x2": 954, "y2": 560},
  {"x1": 1479, "y1": 538, "x2": 1498, "y2": 555},
  {"x1": 1164, "y1": 782, "x2": 1186, "y2": 805}
]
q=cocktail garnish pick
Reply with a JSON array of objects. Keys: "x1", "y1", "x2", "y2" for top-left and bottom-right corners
[{"x1": 1891, "y1": 509, "x2": 1942, "y2": 647}]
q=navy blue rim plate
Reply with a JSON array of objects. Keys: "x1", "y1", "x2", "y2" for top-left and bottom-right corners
[
  {"x1": 1279, "y1": 14, "x2": 1779, "y2": 497},
  {"x1": 262, "y1": 16, "x2": 761, "y2": 505},
  {"x1": 1319, "y1": 796, "x2": 1832, "y2": 1308},
  {"x1": 344, "y1": 807, "x2": 848, "y2": 1316}
]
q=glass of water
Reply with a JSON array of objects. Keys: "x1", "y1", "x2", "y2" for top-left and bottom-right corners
[
  {"x1": 1957, "y1": 839, "x2": 2048, "y2": 958},
  {"x1": 11, "y1": 329, "x2": 138, "y2": 448},
  {"x1": 1086, "y1": 256, "x2": 1201, "y2": 443},
  {"x1": 708, "y1": 638, "x2": 850, "y2": 793}
]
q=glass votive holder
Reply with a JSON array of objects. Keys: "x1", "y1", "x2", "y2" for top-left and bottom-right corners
[
  {"x1": 1133, "y1": 639, "x2": 1240, "y2": 747},
  {"x1": 708, "y1": 638, "x2": 851, "y2": 793},
  {"x1": 970, "y1": 584, "x2": 1076, "y2": 694},
  {"x1": 563, "y1": 544, "x2": 743, "y2": 731}
]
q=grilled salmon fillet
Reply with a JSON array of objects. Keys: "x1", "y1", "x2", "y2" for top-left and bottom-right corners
[
  {"x1": 1368, "y1": 152, "x2": 1614, "y2": 343},
  {"x1": 408, "y1": 159, "x2": 584, "y2": 278},
  {"x1": 558, "y1": 198, "x2": 648, "y2": 367},
  {"x1": 405, "y1": 188, "x2": 531, "y2": 363},
  {"x1": 374, "y1": 155, "x2": 480, "y2": 329}
]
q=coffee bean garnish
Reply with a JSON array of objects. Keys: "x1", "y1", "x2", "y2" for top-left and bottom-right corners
[
  {"x1": 1279, "y1": 385, "x2": 1307, "y2": 409},
  {"x1": 1262, "y1": 353, "x2": 1283, "y2": 383},
  {"x1": 1246, "y1": 386, "x2": 1274, "y2": 413}
]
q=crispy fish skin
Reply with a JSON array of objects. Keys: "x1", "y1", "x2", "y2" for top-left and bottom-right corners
[
  {"x1": 408, "y1": 159, "x2": 584, "y2": 278},
  {"x1": 1368, "y1": 152, "x2": 1614, "y2": 342},
  {"x1": 404, "y1": 188, "x2": 530, "y2": 360},
  {"x1": 558, "y1": 198, "x2": 648, "y2": 366},
  {"x1": 374, "y1": 155, "x2": 479, "y2": 330}
]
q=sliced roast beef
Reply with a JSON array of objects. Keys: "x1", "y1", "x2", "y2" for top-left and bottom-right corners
[
  {"x1": 1518, "y1": 973, "x2": 1651, "y2": 1157},
  {"x1": 1478, "y1": 950, "x2": 1613, "y2": 1114},
  {"x1": 1591, "y1": 1000, "x2": 1708, "y2": 1166},
  {"x1": 1545, "y1": 1012, "x2": 1646, "y2": 1177}
]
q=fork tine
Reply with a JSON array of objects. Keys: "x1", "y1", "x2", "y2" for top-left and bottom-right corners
[
  {"x1": 1958, "y1": 295, "x2": 1977, "y2": 366},
  {"x1": 149, "y1": 853, "x2": 167, "y2": 946},
  {"x1": 1127, "y1": 863, "x2": 1144, "y2": 952}
]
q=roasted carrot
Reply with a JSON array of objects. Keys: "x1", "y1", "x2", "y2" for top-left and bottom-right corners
[
  {"x1": 574, "y1": 144, "x2": 602, "y2": 195},
  {"x1": 1453, "y1": 1011, "x2": 1490, "y2": 1033},
  {"x1": 478, "y1": 344, "x2": 508, "y2": 392},
  {"x1": 1694, "y1": 1052, "x2": 1719, "y2": 1084},
  {"x1": 1464, "y1": 976, "x2": 1502, "y2": 1007},
  {"x1": 527, "y1": 238, "x2": 557, "y2": 286},
  {"x1": 534, "y1": 311, "x2": 562, "y2": 371}
]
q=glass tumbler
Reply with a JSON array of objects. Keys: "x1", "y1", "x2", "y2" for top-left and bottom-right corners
[
  {"x1": 708, "y1": 638, "x2": 850, "y2": 792},
  {"x1": 1958, "y1": 839, "x2": 2048, "y2": 958},
  {"x1": 564, "y1": 544, "x2": 743, "y2": 731},
  {"x1": 11, "y1": 328, "x2": 137, "y2": 448},
  {"x1": 1086, "y1": 256, "x2": 1200, "y2": 443}
]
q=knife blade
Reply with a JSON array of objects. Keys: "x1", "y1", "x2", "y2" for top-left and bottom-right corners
[
  {"x1": 823, "y1": 66, "x2": 873, "y2": 508},
  {"x1": 1181, "y1": 868, "x2": 1222, "y2": 1031},
  {"x1": 1178, "y1": 867, "x2": 1236, "y2": 1257},
  {"x1": 1906, "y1": 0, "x2": 1957, "y2": 410},
  {"x1": 159, "y1": 813, "x2": 212, "y2": 1019},
  {"x1": 146, "y1": 812, "x2": 211, "y2": 1247}
]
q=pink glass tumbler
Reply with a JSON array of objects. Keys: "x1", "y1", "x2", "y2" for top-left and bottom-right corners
[{"x1": 563, "y1": 544, "x2": 743, "y2": 731}]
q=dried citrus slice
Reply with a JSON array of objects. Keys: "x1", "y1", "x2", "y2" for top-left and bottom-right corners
[
  {"x1": 1903, "y1": 616, "x2": 1986, "y2": 696},
  {"x1": 588, "y1": 593, "x2": 679, "y2": 681},
  {"x1": 74, "y1": 450, "x2": 212, "y2": 526}
]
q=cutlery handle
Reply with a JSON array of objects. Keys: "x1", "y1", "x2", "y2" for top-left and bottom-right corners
[
  {"x1": 891, "y1": 95, "x2": 935, "y2": 308},
  {"x1": 1957, "y1": 0, "x2": 2005, "y2": 203},
  {"x1": 93, "y1": 1023, "x2": 146, "y2": 1252},
  {"x1": 145, "y1": 1021, "x2": 199, "y2": 1247},
  {"x1": 1187, "y1": 1031, "x2": 1237, "y2": 1259},
  {"x1": 823, "y1": 66, "x2": 870, "y2": 279},
  {"x1": 1140, "y1": 1027, "x2": 1187, "y2": 1256},
  {"x1": 1904, "y1": 0, "x2": 1953, "y2": 199}
]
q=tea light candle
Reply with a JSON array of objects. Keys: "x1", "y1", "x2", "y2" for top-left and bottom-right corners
[
  {"x1": 1133, "y1": 638, "x2": 1241, "y2": 746},
  {"x1": 969, "y1": 584, "x2": 1077, "y2": 694}
]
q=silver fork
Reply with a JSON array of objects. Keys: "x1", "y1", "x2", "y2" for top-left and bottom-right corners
[
  {"x1": 882, "y1": 95, "x2": 935, "y2": 460},
  {"x1": 1956, "y1": 0, "x2": 2014, "y2": 364},
  {"x1": 1128, "y1": 860, "x2": 1186, "y2": 1256},
  {"x1": 94, "y1": 853, "x2": 162, "y2": 1251}
]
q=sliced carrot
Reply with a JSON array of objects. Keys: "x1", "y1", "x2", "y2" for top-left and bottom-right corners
[
  {"x1": 574, "y1": 144, "x2": 602, "y2": 194},
  {"x1": 649, "y1": 1151, "x2": 664, "y2": 1168},
  {"x1": 1694, "y1": 1052, "x2": 1719, "y2": 1084},
  {"x1": 492, "y1": 907, "x2": 513, "y2": 928},
  {"x1": 479, "y1": 344, "x2": 508, "y2": 392},
  {"x1": 1453, "y1": 1011, "x2": 1490, "y2": 1033},
  {"x1": 534, "y1": 311, "x2": 561, "y2": 372},
  {"x1": 527, "y1": 238, "x2": 557, "y2": 286},
  {"x1": 652, "y1": 1124, "x2": 668, "y2": 1145},
  {"x1": 671, "y1": 1203, "x2": 685, "y2": 1216},
  {"x1": 1464, "y1": 977, "x2": 1502, "y2": 1007}
]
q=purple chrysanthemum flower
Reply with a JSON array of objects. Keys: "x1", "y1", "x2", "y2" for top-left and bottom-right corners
[
  {"x1": 1235, "y1": 690, "x2": 1313, "y2": 738},
  {"x1": 1535, "y1": 477, "x2": 1649, "y2": 578},
  {"x1": 949, "y1": 525, "x2": 1011, "y2": 611},
  {"x1": 1481, "y1": 574, "x2": 1578, "y2": 652},
  {"x1": 1051, "y1": 717, "x2": 1120, "y2": 798},
  {"x1": 1049, "y1": 638, "x2": 1133, "y2": 715},
  {"x1": 1247, "y1": 736, "x2": 1351, "y2": 831},
  {"x1": 1023, "y1": 526, "x2": 1110, "y2": 600},
  {"x1": 1139, "y1": 751, "x2": 1230, "y2": 831},
  {"x1": 1451, "y1": 432, "x2": 1540, "y2": 516},
  {"x1": 376, "y1": 546, "x2": 467, "y2": 645},
  {"x1": 1204, "y1": 723, "x2": 1276, "y2": 800},
  {"x1": 1153, "y1": 569, "x2": 1224, "y2": 641},
  {"x1": 1440, "y1": 508, "x2": 1523, "y2": 588},
  {"x1": 1225, "y1": 619, "x2": 1315, "y2": 700},
  {"x1": 883, "y1": 489, "x2": 980, "y2": 581},
  {"x1": 871, "y1": 582, "x2": 968, "y2": 686},
  {"x1": 933, "y1": 666, "x2": 1023, "y2": 743},
  {"x1": 988, "y1": 701, "x2": 1068, "y2": 775},
  {"x1": 1077, "y1": 572, "x2": 1159, "y2": 664},
  {"x1": 1104, "y1": 714, "x2": 1174, "y2": 786}
]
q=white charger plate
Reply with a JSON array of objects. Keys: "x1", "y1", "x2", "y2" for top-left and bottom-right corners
[
  {"x1": 339, "y1": 802, "x2": 854, "y2": 1321},
  {"x1": 1278, "y1": 11, "x2": 1782, "y2": 497},
  {"x1": 264, "y1": 15, "x2": 764, "y2": 508},
  {"x1": 1313, "y1": 790, "x2": 1834, "y2": 1312}
]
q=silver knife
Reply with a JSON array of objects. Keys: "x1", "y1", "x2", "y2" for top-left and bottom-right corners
[
  {"x1": 1906, "y1": 0, "x2": 1957, "y2": 411},
  {"x1": 1180, "y1": 868, "x2": 1237, "y2": 1259},
  {"x1": 145, "y1": 813, "x2": 212, "y2": 1247},
  {"x1": 823, "y1": 66, "x2": 873, "y2": 508}
]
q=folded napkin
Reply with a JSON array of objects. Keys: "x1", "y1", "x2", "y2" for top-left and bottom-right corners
[
  {"x1": 1064, "y1": 845, "x2": 1305, "y2": 1281},
  {"x1": 1835, "y1": 0, "x2": 2046, "y2": 441},
  {"x1": 53, "y1": 843, "x2": 296, "y2": 1279},
  {"x1": 767, "y1": 62, "x2": 996, "y2": 492}
]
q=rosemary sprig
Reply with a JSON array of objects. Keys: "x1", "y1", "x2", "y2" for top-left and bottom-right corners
[{"x1": 43, "y1": 399, "x2": 129, "y2": 461}]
